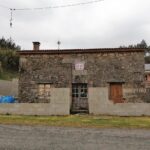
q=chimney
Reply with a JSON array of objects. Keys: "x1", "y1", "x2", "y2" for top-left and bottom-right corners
[{"x1": 33, "y1": 42, "x2": 40, "y2": 51}]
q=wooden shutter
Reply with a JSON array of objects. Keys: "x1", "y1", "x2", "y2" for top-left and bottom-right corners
[{"x1": 110, "y1": 83, "x2": 123, "y2": 103}]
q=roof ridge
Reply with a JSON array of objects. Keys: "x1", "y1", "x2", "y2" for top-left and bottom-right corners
[
  {"x1": 20, "y1": 47, "x2": 146, "y2": 51},
  {"x1": 18, "y1": 48, "x2": 145, "y2": 55}
]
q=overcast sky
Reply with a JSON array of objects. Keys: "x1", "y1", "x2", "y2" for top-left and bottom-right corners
[{"x1": 0, "y1": 0, "x2": 150, "y2": 50}]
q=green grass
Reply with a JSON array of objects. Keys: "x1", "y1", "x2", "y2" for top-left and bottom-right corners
[
  {"x1": 0, "y1": 69, "x2": 18, "y2": 80},
  {"x1": 0, "y1": 115, "x2": 150, "y2": 129}
]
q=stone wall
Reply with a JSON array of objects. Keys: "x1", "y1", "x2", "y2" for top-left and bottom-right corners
[
  {"x1": 0, "y1": 103, "x2": 69, "y2": 116},
  {"x1": 0, "y1": 102, "x2": 150, "y2": 116},
  {"x1": 88, "y1": 87, "x2": 150, "y2": 116},
  {"x1": 0, "y1": 88, "x2": 70, "y2": 115},
  {"x1": 0, "y1": 79, "x2": 18, "y2": 97},
  {"x1": 19, "y1": 51, "x2": 145, "y2": 103}
]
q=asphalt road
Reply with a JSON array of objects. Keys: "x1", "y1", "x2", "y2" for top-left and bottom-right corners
[{"x1": 0, "y1": 125, "x2": 149, "y2": 150}]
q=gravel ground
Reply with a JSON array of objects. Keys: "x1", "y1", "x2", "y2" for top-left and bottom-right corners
[{"x1": 0, "y1": 125, "x2": 149, "y2": 150}]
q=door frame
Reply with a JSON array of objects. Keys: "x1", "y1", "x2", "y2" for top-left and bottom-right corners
[
  {"x1": 71, "y1": 83, "x2": 89, "y2": 113},
  {"x1": 109, "y1": 82, "x2": 124, "y2": 103}
]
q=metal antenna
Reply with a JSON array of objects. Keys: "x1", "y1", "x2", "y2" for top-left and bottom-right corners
[
  {"x1": 57, "y1": 40, "x2": 61, "y2": 50},
  {"x1": 10, "y1": 9, "x2": 15, "y2": 27}
]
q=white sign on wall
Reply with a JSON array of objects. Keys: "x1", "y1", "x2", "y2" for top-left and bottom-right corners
[{"x1": 75, "y1": 62, "x2": 85, "y2": 70}]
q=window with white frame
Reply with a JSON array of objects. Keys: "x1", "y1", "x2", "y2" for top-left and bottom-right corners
[{"x1": 72, "y1": 83, "x2": 87, "y2": 98}]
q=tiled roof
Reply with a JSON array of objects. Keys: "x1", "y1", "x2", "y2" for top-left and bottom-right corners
[{"x1": 18, "y1": 48, "x2": 145, "y2": 55}]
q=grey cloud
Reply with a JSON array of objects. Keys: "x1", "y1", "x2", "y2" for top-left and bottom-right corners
[{"x1": 0, "y1": 0, "x2": 150, "y2": 49}]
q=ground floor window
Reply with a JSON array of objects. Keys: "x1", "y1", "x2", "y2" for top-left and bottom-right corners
[{"x1": 38, "y1": 84, "x2": 51, "y2": 103}]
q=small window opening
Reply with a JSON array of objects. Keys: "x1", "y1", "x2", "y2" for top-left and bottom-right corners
[{"x1": 38, "y1": 84, "x2": 51, "y2": 103}]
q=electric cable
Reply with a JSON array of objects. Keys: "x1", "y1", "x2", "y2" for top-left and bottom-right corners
[{"x1": 0, "y1": 0, "x2": 104, "y2": 27}]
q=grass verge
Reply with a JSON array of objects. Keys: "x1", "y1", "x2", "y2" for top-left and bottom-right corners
[
  {"x1": 0, "y1": 69, "x2": 18, "y2": 80},
  {"x1": 0, "y1": 115, "x2": 150, "y2": 129}
]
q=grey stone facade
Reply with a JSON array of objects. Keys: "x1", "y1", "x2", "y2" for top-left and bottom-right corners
[{"x1": 19, "y1": 47, "x2": 145, "y2": 104}]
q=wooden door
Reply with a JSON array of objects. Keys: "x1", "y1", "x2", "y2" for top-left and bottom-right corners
[
  {"x1": 110, "y1": 83, "x2": 123, "y2": 103},
  {"x1": 71, "y1": 84, "x2": 89, "y2": 113}
]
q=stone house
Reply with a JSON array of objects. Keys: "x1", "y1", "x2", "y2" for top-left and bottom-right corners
[{"x1": 18, "y1": 42, "x2": 145, "y2": 113}]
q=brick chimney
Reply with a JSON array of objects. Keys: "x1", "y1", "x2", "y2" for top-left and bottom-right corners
[{"x1": 33, "y1": 42, "x2": 40, "y2": 51}]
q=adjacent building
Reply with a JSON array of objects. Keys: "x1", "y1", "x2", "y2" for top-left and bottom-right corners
[{"x1": 145, "y1": 64, "x2": 150, "y2": 88}]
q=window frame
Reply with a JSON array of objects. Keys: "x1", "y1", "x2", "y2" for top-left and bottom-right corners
[
  {"x1": 72, "y1": 83, "x2": 88, "y2": 98},
  {"x1": 38, "y1": 83, "x2": 51, "y2": 102}
]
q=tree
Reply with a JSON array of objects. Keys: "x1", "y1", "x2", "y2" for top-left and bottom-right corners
[
  {"x1": 0, "y1": 37, "x2": 20, "y2": 50},
  {"x1": 0, "y1": 50, "x2": 19, "y2": 71},
  {"x1": 0, "y1": 37, "x2": 20, "y2": 73},
  {"x1": 136, "y1": 39, "x2": 147, "y2": 48},
  {"x1": 119, "y1": 39, "x2": 148, "y2": 49}
]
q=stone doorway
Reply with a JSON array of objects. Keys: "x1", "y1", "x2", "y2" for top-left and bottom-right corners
[{"x1": 71, "y1": 83, "x2": 89, "y2": 113}]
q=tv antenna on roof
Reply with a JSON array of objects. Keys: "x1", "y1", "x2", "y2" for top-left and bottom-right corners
[
  {"x1": 57, "y1": 40, "x2": 61, "y2": 50},
  {"x1": 10, "y1": 9, "x2": 15, "y2": 27}
]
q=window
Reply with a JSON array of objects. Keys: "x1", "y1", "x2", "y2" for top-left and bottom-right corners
[
  {"x1": 72, "y1": 84, "x2": 79, "y2": 98},
  {"x1": 72, "y1": 84, "x2": 87, "y2": 98},
  {"x1": 38, "y1": 84, "x2": 51, "y2": 103}
]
